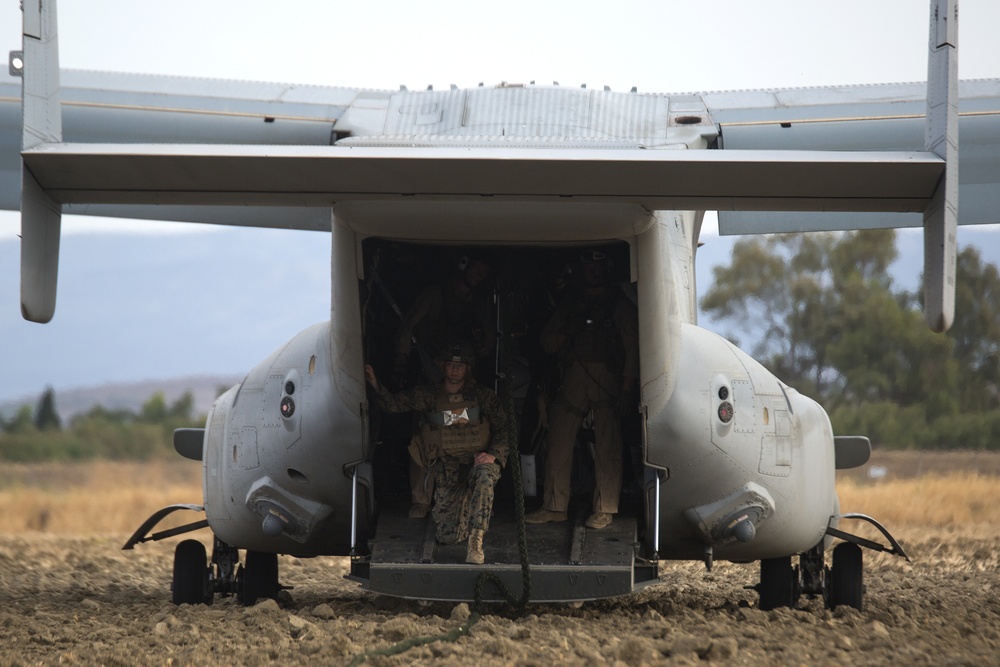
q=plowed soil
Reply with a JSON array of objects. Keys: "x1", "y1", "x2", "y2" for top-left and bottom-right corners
[
  {"x1": 0, "y1": 526, "x2": 996, "y2": 665},
  {"x1": 0, "y1": 453, "x2": 997, "y2": 665}
]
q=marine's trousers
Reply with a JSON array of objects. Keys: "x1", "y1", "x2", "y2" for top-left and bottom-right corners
[
  {"x1": 409, "y1": 458, "x2": 434, "y2": 505},
  {"x1": 542, "y1": 360, "x2": 622, "y2": 514},
  {"x1": 432, "y1": 458, "x2": 502, "y2": 545}
]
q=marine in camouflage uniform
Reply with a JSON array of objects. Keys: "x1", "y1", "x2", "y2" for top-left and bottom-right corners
[
  {"x1": 391, "y1": 257, "x2": 496, "y2": 517},
  {"x1": 365, "y1": 343, "x2": 508, "y2": 563}
]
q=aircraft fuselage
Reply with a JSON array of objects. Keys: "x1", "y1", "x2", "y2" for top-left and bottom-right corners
[{"x1": 197, "y1": 203, "x2": 839, "y2": 586}]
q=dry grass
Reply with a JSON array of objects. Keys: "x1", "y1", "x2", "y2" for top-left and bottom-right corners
[
  {"x1": 0, "y1": 453, "x2": 997, "y2": 536},
  {"x1": 0, "y1": 460, "x2": 202, "y2": 534},
  {"x1": 837, "y1": 472, "x2": 1000, "y2": 526}
]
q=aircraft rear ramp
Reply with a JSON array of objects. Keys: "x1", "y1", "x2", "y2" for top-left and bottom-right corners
[{"x1": 350, "y1": 505, "x2": 659, "y2": 602}]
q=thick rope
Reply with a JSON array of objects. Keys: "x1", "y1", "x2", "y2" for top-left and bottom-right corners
[{"x1": 347, "y1": 612, "x2": 481, "y2": 667}]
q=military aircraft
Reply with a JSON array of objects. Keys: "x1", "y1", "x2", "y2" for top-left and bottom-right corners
[{"x1": 3, "y1": 0, "x2": 999, "y2": 610}]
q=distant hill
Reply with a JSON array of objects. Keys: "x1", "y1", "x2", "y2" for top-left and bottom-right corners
[
  {"x1": 1, "y1": 225, "x2": 997, "y2": 410},
  {"x1": 0, "y1": 374, "x2": 242, "y2": 423}
]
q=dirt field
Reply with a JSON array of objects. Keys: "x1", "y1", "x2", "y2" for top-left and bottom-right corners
[{"x1": 0, "y1": 453, "x2": 997, "y2": 666}]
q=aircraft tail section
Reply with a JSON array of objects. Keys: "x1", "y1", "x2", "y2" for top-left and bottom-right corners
[
  {"x1": 18, "y1": 0, "x2": 62, "y2": 323},
  {"x1": 922, "y1": 0, "x2": 960, "y2": 331}
]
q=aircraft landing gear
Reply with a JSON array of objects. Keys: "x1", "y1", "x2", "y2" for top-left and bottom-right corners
[
  {"x1": 757, "y1": 556, "x2": 798, "y2": 611},
  {"x1": 129, "y1": 507, "x2": 285, "y2": 606},
  {"x1": 169, "y1": 537, "x2": 281, "y2": 606},
  {"x1": 755, "y1": 542, "x2": 865, "y2": 612},
  {"x1": 753, "y1": 514, "x2": 907, "y2": 611},
  {"x1": 827, "y1": 542, "x2": 864, "y2": 611},
  {"x1": 238, "y1": 551, "x2": 280, "y2": 605},
  {"x1": 172, "y1": 539, "x2": 212, "y2": 605}
]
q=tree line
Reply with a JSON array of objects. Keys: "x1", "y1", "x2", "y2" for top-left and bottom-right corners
[
  {"x1": 3, "y1": 229, "x2": 997, "y2": 459},
  {"x1": 0, "y1": 389, "x2": 203, "y2": 461},
  {"x1": 701, "y1": 229, "x2": 1000, "y2": 450}
]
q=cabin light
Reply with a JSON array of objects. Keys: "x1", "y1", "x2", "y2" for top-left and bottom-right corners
[
  {"x1": 718, "y1": 401, "x2": 734, "y2": 423},
  {"x1": 280, "y1": 396, "x2": 295, "y2": 418},
  {"x1": 9, "y1": 51, "x2": 23, "y2": 77}
]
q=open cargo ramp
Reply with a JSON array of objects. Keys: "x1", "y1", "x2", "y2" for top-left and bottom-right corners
[{"x1": 349, "y1": 505, "x2": 659, "y2": 602}]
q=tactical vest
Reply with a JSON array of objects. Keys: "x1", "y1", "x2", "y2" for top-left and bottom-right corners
[
  {"x1": 419, "y1": 391, "x2": 490, "y2": 460},
  {"x1": 569, "y1": 290, "x2": 623, "y2": 366}
]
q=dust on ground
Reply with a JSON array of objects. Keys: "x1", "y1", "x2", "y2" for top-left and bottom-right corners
[{"x1": 0, "y1": 524, "x2": 996, "y2": 666}]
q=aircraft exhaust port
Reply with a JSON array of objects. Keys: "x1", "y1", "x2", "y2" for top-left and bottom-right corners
[
  {"x1": 714, "y1": 508, "x2": 762, "y2": 543},
  {"x1": 682, "y1": 483, "x2": 775, "y2": 548},
  {"x1": 261, "y1": 506, "x2": 294, "y2": 537}
]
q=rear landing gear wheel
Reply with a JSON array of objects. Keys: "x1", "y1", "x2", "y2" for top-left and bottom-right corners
[
  {"x1": 238, "y1": 551, "x2": 279, "y2": 605},
  {"x1": 828, "y1": 542, "x2": 863, "y2": 611},
  {"x1": 172, "y1": 539, "x2": 210, "y2": 605},
  {"x1": 758, "y1": 556, "x2": 797, "y2": 611}
]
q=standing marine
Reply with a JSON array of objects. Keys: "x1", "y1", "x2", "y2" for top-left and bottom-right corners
[
  {"x1": 525, "y1": 248, "x2": 639, "y2": 529},
  {"x1": 365, "y1": 341, "x2": 508, "y2": 564}
]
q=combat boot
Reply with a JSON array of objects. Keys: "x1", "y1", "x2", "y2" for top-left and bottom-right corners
[
  {"x1": 408, "y1": 503, "x2": 430, "y2": 519},
  {"x1": 466, "y1": 529, "x2": 485, "y2": 564},
  {"x1": 585, "y1": 512, "x2": 612, "y2": 529},
  {"x1": 524, "y1": 508, "x2": 567, "y2": 524}
]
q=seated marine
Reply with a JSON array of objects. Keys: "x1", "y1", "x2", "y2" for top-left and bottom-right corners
[{"x1": 364, "y1": 341, "x2": 509, "y2": 564}]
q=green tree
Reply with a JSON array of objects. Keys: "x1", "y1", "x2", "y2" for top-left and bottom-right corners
[
  {"x1": 139, "y1": 391, "x2": 168, "y2": 423},
  {"x1": 33, "y1": 387, "x2": 62, "y2": 431},
  {"x1": 700, "y1": 229, "x2": 996, "y2": 449},
  {"x1": 945, "y1": 246, "x2": 1000, "y2": 411},
  {"x1": 168, "y1": 391, "x2": 195, "y2": 421},
  {"x1": 700, "y1": 233, "x2": 834, "y2": 396},
  {"x1": 1, "y1": 404, "x2": 36, "y2": 434},
  {"x1": 1, "y1": 389, "x2": 205, "y2": 461}
]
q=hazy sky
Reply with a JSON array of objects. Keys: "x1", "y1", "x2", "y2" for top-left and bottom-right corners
[
  {"x1": 3, "y1": 0, "x2": 999, "y2": 238},
  {"x1": 1, "y1": 0, "x2": 998, "y2": 402}
]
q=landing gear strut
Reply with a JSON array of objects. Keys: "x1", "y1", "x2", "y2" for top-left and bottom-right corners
[
  {"x1": 755, "y1": 513, "x2": 907, "y2": 611},
  {"x1": 128, "y1": 506, "x2": 285, "y2": 606},
  {"x1": 169, "y1": 537, "x2": 282, "y2": 606},
  {"x1": 756, "y1": 543, "x2": 865, "y2": 612}
]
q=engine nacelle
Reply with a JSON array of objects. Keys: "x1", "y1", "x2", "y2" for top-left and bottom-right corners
[
  {"x1": 201, "y1": 321, "x2": 371, "y2": 556},
  {"x1": 645, "y1": 323, "x2": 836, "y2": 561}
]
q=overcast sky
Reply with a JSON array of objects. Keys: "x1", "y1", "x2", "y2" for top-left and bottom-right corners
[
  {"x1": 1, "y1": 0, "x2": 998, "y2": 403},
  {"x1": 3, "y1": 0, "x2": 999, "y2": 239}
]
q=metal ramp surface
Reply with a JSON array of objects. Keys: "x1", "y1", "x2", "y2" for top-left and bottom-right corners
[{"x1": 350, "y1": 504, "x2": 659, "y2": 602}]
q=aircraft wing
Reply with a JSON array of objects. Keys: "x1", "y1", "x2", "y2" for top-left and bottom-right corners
[
  {"x1": 6, "y1": 73, "x2": 997, "y2": 226},
  {"x1": 1, "y1": 68, "x2": 365, "y2": 230},
  {"x1": 6, "y1": 0, "x2": 998, "y2": 329},
  {"x1": 4, "y1": 74, "x2": 998, "y2": 229},
  {"x1": 709, "y1": 79, "x2": 1000, "y2": 233}
]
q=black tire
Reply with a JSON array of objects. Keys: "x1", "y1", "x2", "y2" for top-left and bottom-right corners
[
  {"x1": 759, "y1": 556, "x2": 796, "y2": 611},
  {"x1": 239, "y1": 551, "x2": 279, "y2": 605},
  {"x1": 828, "y1": 542, "x2": 864, "y2": 611},
  {"x1": 172, "y1": 539, "x2": 209, "y2": 605}
]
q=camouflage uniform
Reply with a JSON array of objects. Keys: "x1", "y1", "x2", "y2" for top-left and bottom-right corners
[
  {"x1": 392, "y1": 267, "x2": 497, "y2": 508},
  {"x1": 372, "y1": 379, "x2": 508, "y2": 544}
]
